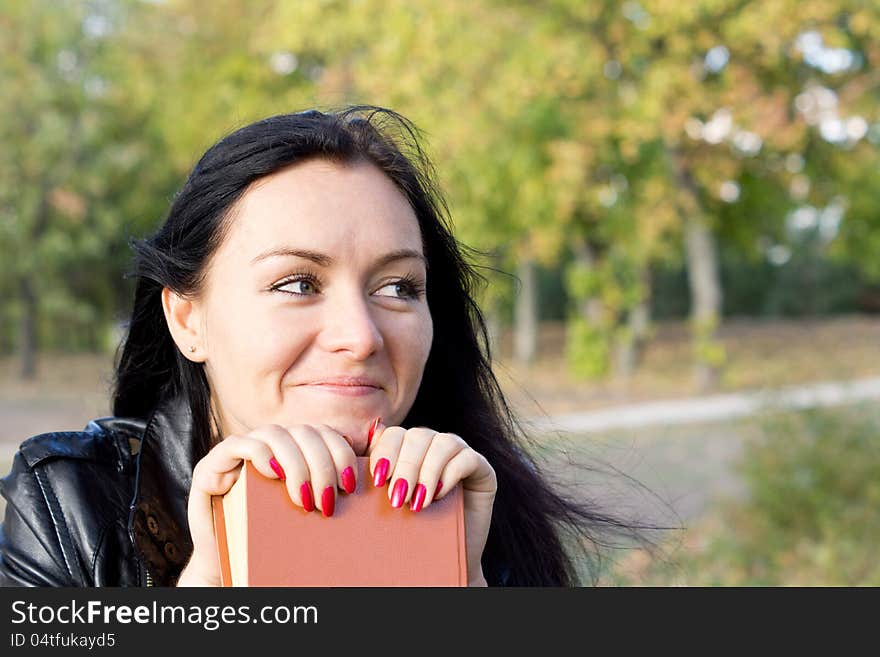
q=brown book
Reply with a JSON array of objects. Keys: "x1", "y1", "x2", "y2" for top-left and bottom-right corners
[{"x1": 212, "y1": 457, "x2": 467, "y2": 586}]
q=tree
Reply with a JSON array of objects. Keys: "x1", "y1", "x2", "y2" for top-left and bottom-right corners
[{"x1": 0, "y1": 1, "x2": 133, "y2": 374}]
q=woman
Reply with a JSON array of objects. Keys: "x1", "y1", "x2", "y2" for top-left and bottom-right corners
[{"x1": 0, "y1": 106, "x2": 638, "y2": 587}]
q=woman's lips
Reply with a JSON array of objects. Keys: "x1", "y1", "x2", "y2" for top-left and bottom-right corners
[{"x1": 303, "y1": 384, "x2": 381, "y2": 397}]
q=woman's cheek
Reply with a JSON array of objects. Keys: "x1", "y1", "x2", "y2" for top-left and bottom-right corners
[
  {"x1": 415, "y1": 310, "x2": 434, "y2": 359},
  {"x1": 409, "y1": 318, "x2": 433, "y2": 407},
  {"x1": 259, "y1": 320, "x2": 310, "y2": 372}
]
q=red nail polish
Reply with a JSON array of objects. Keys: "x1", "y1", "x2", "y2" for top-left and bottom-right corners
[
  {"x1": 367, "y1": 417, "x2": 382, "y2": 448},
  {"x1": 321, "y1": 486, "x2": 335, "y2": 517},
  {"x1": 300, "y1": 482, "x2": 315, "y2": 512},
  {"x1": 269, "y1": 457, "x2": 286, "y2": 481},
  {"x1": 434, "y1": 480, "x2": 443, "y2": 499},
  {"x1": 373, "y1": 458, "x2": 390, "y2": 487},
  {"x1": 341, "y1": 466, "x2": 356, "y2": 494},
  {"x1": 410, "y1": 483, "x2": 427, "y2": 512},
  {"x1": 390, "y1": 478, "x2": 408, "y2": 508}
]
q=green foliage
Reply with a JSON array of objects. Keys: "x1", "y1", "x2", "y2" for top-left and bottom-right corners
[
  {"x1": 564, "y1": 259, "x2": 604, "y2": 301},
  {"x1": 691, "y1": 314, "x2": 727, "y2": 369},
  {"x1": 564, "y1": 317, "x2": 611, "y2": 379},
  {"x1": 621, "y1": 406, "x2": 880, "y2": 585}
]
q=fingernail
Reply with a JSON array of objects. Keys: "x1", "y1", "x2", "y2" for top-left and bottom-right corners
[
  {"x1": 390, "y1": 478, "x2": 408, "y2": 508},
  {"x1": 269, "y1": 457, "x2": 286, "y2": 481},
  {"x1": 300, "y1": 482, "x2": 315, "y2": 512},
  {"x1": 433, "y1": 480, "x2": 443, "y2": 499},
  {"x1": 367, "y1": 417, "x2": 382, "y2": 448},
  {"x1": 373, "y1": 458, "x2": 390, "y2": 487},
  {"x1": 341, "y1": 466, "x2": 356, "y2": 494},
  {"x1": 410, "y1": 483, "x2": 427, "y2": 512},
  {"x1": 321, "y1": 486, "x2": 335, "y2": 518}
]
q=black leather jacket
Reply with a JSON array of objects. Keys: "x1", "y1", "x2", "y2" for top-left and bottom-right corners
[{"x1": 0, "y1": 395, "x2": 199, "y2": 587}]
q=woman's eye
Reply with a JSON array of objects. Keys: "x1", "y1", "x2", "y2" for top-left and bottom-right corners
[
  {"x1": 376, "y1": 283, "x2": 404, "y2": 298},
  {"x1": 291, "y1": 280, "x2": 316, "y2": 294},
  {"x1": 375, "y1": 281, "x2": 421, "y2": 299},
  {"x1": 274, "y1": 277, "x2": 319, "y2": 295}
]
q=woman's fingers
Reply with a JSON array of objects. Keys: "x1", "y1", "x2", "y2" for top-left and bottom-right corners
[
  {"x1": 195, "y1": 425, "x2": 357, "y2": 517},
  {"x1": 436, "y1": 446, "x2": 498, "y2": 497},
  {"x1": 283, "y1": 424, "x2": 346, "y2": 517},
  {"x1": 413, "y1": 432, "x2": 468, "y2": 511},
  {"x1": 368, "y1": 424, "x2": 405, "y2": 488},
  {"x1": 310, "y1": 424, "x2": 359, "y2": 496},
  {"x1": 191, "y1": 434, "x2": 278, "y2": 494},
  {"x1": 369, "y1": 425, "x2": 488, "y2": 513},
  {"x1": 384, "y1": 427, "x2": 436, "y2": 507},
  {"x1": 245, "y1": 425, "x2": 312, "y2": 510}
]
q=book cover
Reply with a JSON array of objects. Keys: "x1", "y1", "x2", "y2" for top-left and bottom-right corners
[{"x1": 212, "y1": 457, "x2": 467, "y2": 586}]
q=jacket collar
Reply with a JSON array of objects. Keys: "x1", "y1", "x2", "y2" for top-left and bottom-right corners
[{"x1": 128, "y1": 395, "x2": 200, "y2": 586}]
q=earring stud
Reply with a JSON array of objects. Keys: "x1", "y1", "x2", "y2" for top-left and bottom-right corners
[{"x1": 189, "y1": 346, "x2": 196, "y2": 353}]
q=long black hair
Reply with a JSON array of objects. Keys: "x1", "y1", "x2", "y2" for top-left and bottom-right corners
[{"x1": 112, "y1": 105, "x2": 655, "y2": 585}]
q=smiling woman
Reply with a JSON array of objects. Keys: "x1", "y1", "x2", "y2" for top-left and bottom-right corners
[{"x1": 0, "y1": 106, "x2": 645, "y2": 587}]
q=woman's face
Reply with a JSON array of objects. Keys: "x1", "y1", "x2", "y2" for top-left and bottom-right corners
[{"x1": 168, "y1": 158, "x2": 433, "y2": 454}]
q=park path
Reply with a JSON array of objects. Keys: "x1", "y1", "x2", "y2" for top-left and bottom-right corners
[{"x1": 525, "y1": 376, "x2": 880, "y2": 434}]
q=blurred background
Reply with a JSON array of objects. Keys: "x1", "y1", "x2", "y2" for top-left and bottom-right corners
[{"x1": 2, "y1": 0, "x2": 879, "y2": 585}]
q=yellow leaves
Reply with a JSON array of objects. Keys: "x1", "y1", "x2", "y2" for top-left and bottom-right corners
[
  {"x1": 849, "y1": 9, "x2": 879, "y2": 39},
  {"x1": 547, "y1": 140, "x2": 592, "y2": 183},
  {"x1": 640, "y1": 200, "x2": 679, "y2": 246},
  {"x1": 531, "y1": 226, "x2": 567, "y2": 267},
  {"x1": 694, "y1": 29, "x2": 718, "y2": 53}
]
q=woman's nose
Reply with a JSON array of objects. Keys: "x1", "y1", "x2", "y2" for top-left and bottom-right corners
[{"x1": 317, "y1": 289, "x2": 385, "y2": 359}]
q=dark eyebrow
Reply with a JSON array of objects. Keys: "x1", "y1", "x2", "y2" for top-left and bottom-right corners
[{"x1": 250, "y1": 247, "x2": 428, "y2": 270}]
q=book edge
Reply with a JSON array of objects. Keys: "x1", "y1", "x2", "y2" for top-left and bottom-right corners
[
  {"x1": 211, "y1": 494, "x2": 232, "y2": 587},
  {"x1": 225, "y1": 463, "x2": 250, "y2": 586},
  {"x1": 455, "y1": 486, "x2": 468, "y2": 587}
]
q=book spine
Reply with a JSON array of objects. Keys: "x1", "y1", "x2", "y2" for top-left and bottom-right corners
[{"x1": 211, "y1": 495, "x2": 233, "y2": 587}]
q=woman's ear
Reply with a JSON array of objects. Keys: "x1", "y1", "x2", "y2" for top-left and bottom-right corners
[{"x1": 161, "y1": 287, "x2": 205, "y2": 362}]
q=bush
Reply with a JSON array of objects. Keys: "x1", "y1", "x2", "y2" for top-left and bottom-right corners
[{"x1": 613, "y1": 406, "x2": 880, "y2": 585}]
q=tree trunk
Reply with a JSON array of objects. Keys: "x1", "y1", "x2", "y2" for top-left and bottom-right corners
[
  {"x1": 573, "y1": 242, "x2": 604, "y2": 324},
  {"x1": 0, "y1": 313, "x2": 11, "y2": 353},
  {"x1": 613, "y1": 277, "x2": 651, "y2": 380},
  {"x1": 513, "y1": 257, "x2": 538, "y2": 365},
  {"x1": 670, "y1": 149, "x2": 724, "y2": 391},
  {"x1": 565, "y1": 240, "x2": 613, "y2": 379},
  {"x1": 685, "y1": 216, "x2": 723, "y2": 390},
  {"x1": 19, "y1": 277, "x2": 37, "y2": 380},
  {"x1": 18, "y1": 184, "x2": 52, "y2": 380}
]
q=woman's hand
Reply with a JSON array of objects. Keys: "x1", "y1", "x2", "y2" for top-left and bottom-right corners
[
  {"x1": 367, "y1": 420, "x2": 497, "y2": 587},
  {"x1": 177, "y1": 423, "x2": 357, "y2": 587}
]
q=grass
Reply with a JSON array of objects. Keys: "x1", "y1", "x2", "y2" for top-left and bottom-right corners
[{"x1": 598, "y1": 404, "x2": 880, "y2": 586}]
